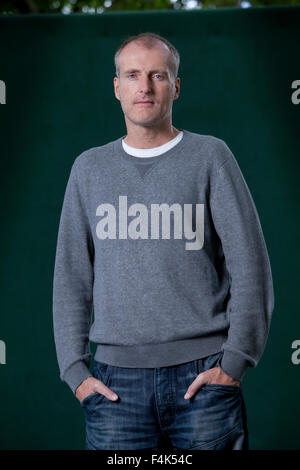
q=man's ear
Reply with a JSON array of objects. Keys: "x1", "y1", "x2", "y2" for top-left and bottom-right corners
[
  {"x1": 113, "y1": 77, "x2": 120, "y2": 101},
  {"x1": 174, "y1": 77, "x2": 180, "y2": 100}
]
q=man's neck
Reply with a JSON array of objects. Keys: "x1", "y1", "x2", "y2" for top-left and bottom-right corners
[{"x1": 123, "y1": 126, "x2": 181, "y2": 149}]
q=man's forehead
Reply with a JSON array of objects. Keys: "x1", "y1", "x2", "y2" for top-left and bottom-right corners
[
  {"x1": 118, "y1": 43, "x2": 171, "y2": 73},
  {"x1": 121, "y1": 39, "x2": 169, "y2": 55},
  {"x1": 119, "y1": 41, "x2": 170, "y2": 62}
]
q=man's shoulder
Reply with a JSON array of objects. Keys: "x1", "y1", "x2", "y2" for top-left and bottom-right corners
[
  {"x1": 184, "y1": 130, "x2": 234, "y2": 166},
  {"x1": 73, "y1": 138, "x2": 117, "y2": 169},
  {"x1": 185, "y1": 129, "x2": 229, "y2": 150}
]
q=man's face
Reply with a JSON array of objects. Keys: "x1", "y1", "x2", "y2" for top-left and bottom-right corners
[{"x1": 113, "y1": 41, "x2": 180, "y2": 129}]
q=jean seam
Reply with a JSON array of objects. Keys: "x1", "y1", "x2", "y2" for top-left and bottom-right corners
[
  {"x1": 94, "y1": 361, "x2": 113, "y2": 386},
  {"x1": 189, "y1": 422, "x2": 243, "y2": 450}
]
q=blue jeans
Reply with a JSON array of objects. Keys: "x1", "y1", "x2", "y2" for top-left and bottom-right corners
[{"x1": 80, "y1": 351, "x2": 248, "y2": 450}]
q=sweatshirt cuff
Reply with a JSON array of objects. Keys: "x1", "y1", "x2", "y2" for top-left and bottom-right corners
[
  {"x1": 219, "y1": 350, "x2": 250, "y2": 382},
  {"x1": 63, "y1": 361, "x2": 93, "y2": 395}
]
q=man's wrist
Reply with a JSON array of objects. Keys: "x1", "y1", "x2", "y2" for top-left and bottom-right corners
[
  {"x1": 63, "y1": 361, "x2": 93, "y2": 395},
  {"x1": 75, "y1": 375, "x2": 92, "y2": 396},
  {"x1": 219, "y1": 350, "x2": 250, "y2": 382},
  {"x1": 218, "y1": 365, "x2": 240, "y2": 384}
]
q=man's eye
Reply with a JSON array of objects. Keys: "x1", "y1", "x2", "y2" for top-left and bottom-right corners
[{"x1": 127, "y1": 74, "x2": 163, "y2": 79}]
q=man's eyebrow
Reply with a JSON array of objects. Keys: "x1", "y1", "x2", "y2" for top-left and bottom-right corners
[{"x1": 123, "y1": 69, "x2": 167, "y2": 74}]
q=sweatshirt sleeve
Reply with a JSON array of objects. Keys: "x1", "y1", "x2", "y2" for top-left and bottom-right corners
[
  {"x1": 52, "y1": 158, "x2": 94, "y2": 395},
  {"x1": 210, "y1": 140, "x2": 275, "y2": 382}
]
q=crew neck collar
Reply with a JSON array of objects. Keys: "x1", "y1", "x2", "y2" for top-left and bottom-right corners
[
  {"x1": 122, "y1": 130, "x2": 183, "y2": 158},
  {"x1": 114, "y1": 129, "x2": 188, "y2": 165}
]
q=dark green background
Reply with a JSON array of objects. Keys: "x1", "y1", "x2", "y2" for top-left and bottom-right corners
[{"x1": 0, "y1": 6, "x2": 299, "y2": 450}]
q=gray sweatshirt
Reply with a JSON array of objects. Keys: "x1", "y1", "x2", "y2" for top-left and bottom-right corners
[{"x1": 52, "y1": 129, "x2": 274, "y2": 395}]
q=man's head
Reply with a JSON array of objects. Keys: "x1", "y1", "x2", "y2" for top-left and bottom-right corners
[{"x1": 113, "y1": 32, "x2": 180, "y2": 130}]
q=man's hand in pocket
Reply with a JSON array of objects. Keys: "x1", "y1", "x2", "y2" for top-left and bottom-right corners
[
  {"x1": 184, "y1": 367, "x2": 240, "y2": 399},
  {"x1": 75, "y1": 376, "x2": 119, "y2": 403}
]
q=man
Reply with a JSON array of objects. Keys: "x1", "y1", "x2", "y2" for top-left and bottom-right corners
[{"x1": 53, "y1": 32, "x2": 274, "y2": 450}]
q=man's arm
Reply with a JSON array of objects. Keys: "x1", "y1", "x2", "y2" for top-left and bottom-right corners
[
  {"x1": 210, "y1": 140, "x2": 275, "y2": 382},
  {"x1": 52, "y1": 158, "x2": 94, "y2": 395}
]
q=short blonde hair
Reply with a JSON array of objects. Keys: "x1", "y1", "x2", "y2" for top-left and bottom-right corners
[{"x1": 114, "y1": 32, "x2": 180, "y2": 81}]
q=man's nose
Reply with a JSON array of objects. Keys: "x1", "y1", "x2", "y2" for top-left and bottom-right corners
[{"x1": 139, "y1": 75, "x2": 153, "y2": 93}]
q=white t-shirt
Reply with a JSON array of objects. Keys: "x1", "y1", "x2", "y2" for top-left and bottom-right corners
[{"x1": 122, "y1": 131, "x2": 183, "y2": 157}]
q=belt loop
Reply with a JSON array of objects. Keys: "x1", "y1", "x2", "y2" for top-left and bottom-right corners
[
  {"x1": 196, "y1": 358, "x2": 204, "y2": 375},
  {"x1": 216, "y1": 350, "x2": 224, "y2": 368}
]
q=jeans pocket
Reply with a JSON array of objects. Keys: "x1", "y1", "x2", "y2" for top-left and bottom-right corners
[
  {"x1": 93, "y1": 360, "x2": 113, "y2": 386},
  {"x1": 195, "y1": 351, "x2": 224, "y2": 376},
  {"x1": 81, "y1": 361, "x2": 113, "y2": 410},
  {"x1": 80, "y1": 392, "x2": 99, "y2": 408},
  {"x1": 195, "y1": 352, "x2": 241, "y2": 392},
  {"x1": 202, "y1": 383, "x2": 240, "y2": 392}
]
